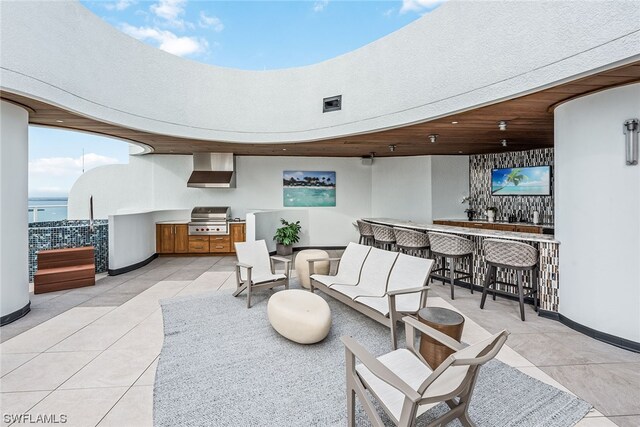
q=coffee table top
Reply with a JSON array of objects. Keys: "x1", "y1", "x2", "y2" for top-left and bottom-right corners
[{"x1": 418, "y1": 307, "x2": 464, "y2": 326}]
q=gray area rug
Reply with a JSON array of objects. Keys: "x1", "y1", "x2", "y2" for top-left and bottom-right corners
[{"x1": 155, "y1": 288, "x2": 591, "y2": 426}]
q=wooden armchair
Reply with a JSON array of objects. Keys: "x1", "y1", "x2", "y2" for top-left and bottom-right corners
[
  {"x1": 233, "y1": 240, "x2": 290, "y2": 308},
  {"x1": 342, "y1": 316, "x2": 509, "y2": 427}
]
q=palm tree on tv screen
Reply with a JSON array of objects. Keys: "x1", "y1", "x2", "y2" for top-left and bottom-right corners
[{"x1": 505, "y1": 168, "x2": 527, "y2": 186}]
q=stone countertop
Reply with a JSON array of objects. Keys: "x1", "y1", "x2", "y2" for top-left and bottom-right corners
[
  {"x1": 438, "y1": 218, "x2": 555, "y2": 228},
  {"x1": 363, "y1": 218, "x2": 559, "y2": 244},
  {"x1": 156, "y1": 220, "x2": 246, "y2": 224}
]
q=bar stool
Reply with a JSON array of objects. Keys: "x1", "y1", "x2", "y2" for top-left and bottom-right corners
[
  {"x1": 393, "y1": 227, "x2": 430, "y2": 258},
  {"x1": 427, "y1": 232, "x2": 474, "y2": 300},
  {"x1": 370, "y1": 224, "x2": 396, "y2": 251},
  {"x1": 355, "y1": 220, "x2": 375, "y2": 246},
  {"x1": 480, "y1": 238, "x2": 539, "y2": 321}
]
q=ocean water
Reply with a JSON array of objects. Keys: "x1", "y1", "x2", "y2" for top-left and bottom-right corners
[
  {"x1": 28, "y1": 198, "x2": 68, "y2": 222},
  {"x1": 283, "y1": 187, "x2": 336, "y2": 207},
  {"x1": 492, "y1": 186, "x2": 549, "y2": 196}
]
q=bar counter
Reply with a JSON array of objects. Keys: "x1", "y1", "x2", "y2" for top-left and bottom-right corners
[{"x1": 363, "y1": 218, "x2": 560, "y2": 313}]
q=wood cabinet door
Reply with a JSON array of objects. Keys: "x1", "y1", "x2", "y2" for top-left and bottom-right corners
[
  {"x1": 188, "y1": 236, "x2": 210, "y2": 253},
  {"x1": 515, "y1": 225, "x2": 542, "y2": 234},
  {"x1": 157, "y1": 224, "x2": 175, "y2": 254},
  {"x1": 491, "y1": 224, "x2": 517, "y2": 231},
  {"x1": 174, "y1": 224, "x2": 189, "y2": 253},
  {"x1": 230, "y1": 223, "x2": 246, "y2": 253}
]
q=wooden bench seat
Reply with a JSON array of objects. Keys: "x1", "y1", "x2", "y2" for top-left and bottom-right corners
[{"x1": 34, "y1": 247, "x2": 95, "y2": 294}]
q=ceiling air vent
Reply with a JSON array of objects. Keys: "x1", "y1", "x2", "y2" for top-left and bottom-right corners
[{"x1": 323, "y1": 95, "x2": 342, "y2": 113}]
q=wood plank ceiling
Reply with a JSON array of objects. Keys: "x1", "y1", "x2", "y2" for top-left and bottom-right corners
[{"x1": 2, "y1": 61, "x2": 639, "y2": 157}]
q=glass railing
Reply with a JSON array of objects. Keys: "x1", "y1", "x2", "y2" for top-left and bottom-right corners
[{"x1": 28, "y1": 204, "x2": 68, "y2": 223}]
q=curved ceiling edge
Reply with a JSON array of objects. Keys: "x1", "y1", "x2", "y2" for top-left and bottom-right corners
[{"x1": 1, "y1": 1, "x2": 639, "y2": 144}]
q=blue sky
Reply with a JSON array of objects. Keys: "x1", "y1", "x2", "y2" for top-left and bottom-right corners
[{"x1": 30, "y1": 0, "x2": 443, "y2": 197}]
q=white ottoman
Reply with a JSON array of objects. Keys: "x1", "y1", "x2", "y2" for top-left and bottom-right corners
[
  {"x1": 267, "y1": 289, "x2": 332, "y2": 344},
  {"x1": 294, "y1": 249, "x2": 330, "y2": 289}
]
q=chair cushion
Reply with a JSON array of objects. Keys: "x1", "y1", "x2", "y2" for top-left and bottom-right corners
[
  {"x1": 310, "y1": 242, "x2": 371, "y2": 287},
  {"x1": 311, "y1": 273, "x2": 358, "y2": 287},
  {"x1": 356, "y1": 349, "x2": 431, "y2": 421},
  {"x1": 356, "y1": 348, "x2": 472, "y2": 422},
  {"x1": 252, "y1": 273, "x2": 286, "y2": 285},
  {"x1": 334, "y1": 242, "x2": 371, "y2": 284},
  {"x1": 331, "y1": 283, "x2": 382, "y2": 300},
  {"x1": 354, "y1": 292, "x2": 422, "y2": 316}
]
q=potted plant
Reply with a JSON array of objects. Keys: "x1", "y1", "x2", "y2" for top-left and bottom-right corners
[
  {"x1": 273, "y1": 218, "x2": 302, "y2": 255},
  {"x1": 464, "y1": 208, "x2": 476, "y2": 221},
  {"x1": 486, "y1": 207, "x2": 498, "y2": 223}
]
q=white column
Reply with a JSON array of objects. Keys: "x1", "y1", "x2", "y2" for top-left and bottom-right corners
[
  {"x1": 555, "y1": 83, "x2": 640, "y2": 343},
  {"x1": 0, "y1": 100, "x2": 30, "y2": 324}
]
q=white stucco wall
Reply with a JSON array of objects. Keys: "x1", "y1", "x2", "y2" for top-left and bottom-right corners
[
  {"x1": 371, "y1": 155, "x2": 469, "y2": 222},
  {"x1": 109, "y1": 209, "x2": 190, "y2": 271},
  {"x1": 1, "y1": 1, "x2": 638, "y2": 144},
  {"x1": 555, "y1": 83, "x2": 640, "y2": 342},
  {"x1": 70, "y1": 154, "x2": 469, "y2": 254},
  {"x1": 431, "y1": 156, "x2": 471, "y2": 220},
  {"x1": 0, "y1": 101, "x2": 30, "y2": 320},
  {"x1": 70, "y1": 155, "x2": 372, "y2": 247},
  {"x1": 371, "y1": 156, "x2": 433, "y2": 223}
]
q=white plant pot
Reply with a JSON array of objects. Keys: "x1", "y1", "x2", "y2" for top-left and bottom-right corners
[{"x1": 487, "y1": 211, "x2": 495, "y2": 223}]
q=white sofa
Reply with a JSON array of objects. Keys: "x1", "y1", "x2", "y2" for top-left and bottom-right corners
[{"x1": 309, "y1": 242, "x2": 434, "y2": 348}]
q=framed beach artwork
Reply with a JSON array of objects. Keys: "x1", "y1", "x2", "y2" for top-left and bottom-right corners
[{"x1": 283, "y1": 171, "x2": 336, "y2": 207}]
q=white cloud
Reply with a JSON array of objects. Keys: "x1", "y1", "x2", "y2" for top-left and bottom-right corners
[
  {"x1": 150, "y1": 0, "x2": 194, "y2": 29},
  {"x1": 383, "y1": 8, "x2": 395, "y2": 17},
  {"x1": 400, "y1": 0, "x2": 446, "y2": 14},
  {"x1": 150, "y1": 0, "x2": 186, "y2": 21},
  {"x1": 121, "y1": 23, "x2": 208, "y2": 57},
  {"x1": 105, "y1": 0, "x2": 135, "y2": 11},
  {"x1": 199, "y1": 11, "x2": 224, "y2": 32},
  {"x1": 313, "y1": 0, "x2": 329, "y2": 12},
  {"x1": 29, "y1": 153, "x2": 120, "y2": 177}
]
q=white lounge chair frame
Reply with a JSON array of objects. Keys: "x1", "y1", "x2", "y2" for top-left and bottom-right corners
[
  {"x1": 342, "y1": 317, "x2": 509, "y2": 427},
  {"x1": 233, "y1": 240, "x2": 291, "y2": 308}
]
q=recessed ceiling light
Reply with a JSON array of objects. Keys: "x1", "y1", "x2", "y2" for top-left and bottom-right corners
[
  {"x1": 282, "y1": 148, "x2": 287, "y2": 151},
  {"x1": 498, "y1": 120, "x2": 507, "y2": 131},
  {"x1": 451, "y1": 121, "x2": 458, "y2": 124},
  {"x1": 55, "y1": 120, "x2": 64, "y2": 123},
  {"x1": 458, "y1": 151, "x2": 463, "y2": 154},
  {"x1": 428, "y1": 134, "x2": 438, "y2": 144},
  {"x1": 501, "y1": 139, "x2": 508, "y2": 147},
  {"x1": 388, "y1": 144, "x2": 396, "y2": 152}
]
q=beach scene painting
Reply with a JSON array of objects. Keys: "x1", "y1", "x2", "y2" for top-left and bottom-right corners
[
  {"x1": 283, "y1": 171, "x2": 336, "y2": 207},
  {"x1": 491, "y1": 166, "x2": 551, "y2": 196}
]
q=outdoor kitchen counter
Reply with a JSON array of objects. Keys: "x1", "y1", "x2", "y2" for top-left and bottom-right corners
[
  {"x1": 363, "y1": 218, "x2": 558, "y2": 243},
  {"x1": 363, "y1": 218, "x2": 560, "y2": 313}
]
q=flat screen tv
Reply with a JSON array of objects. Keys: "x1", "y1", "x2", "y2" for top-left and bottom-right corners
[{"x1": 491, "y1": 165, "x2": 551, "y2": 196}]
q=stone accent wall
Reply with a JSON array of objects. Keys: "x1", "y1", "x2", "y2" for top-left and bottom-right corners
[
  {"x1": 440, "y1": 235, "x2": 559, "y2": 312},
  {"x1": 28, "y1": 220, "x2": 108, "y2": 282},
  {"x1": 469, "y1": 148, "x2": 554, "y2": 224}
]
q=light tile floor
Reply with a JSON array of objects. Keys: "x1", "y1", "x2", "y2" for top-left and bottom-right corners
[{"x1": 1, "y1": 254, "x2": 637, "y2": 426}]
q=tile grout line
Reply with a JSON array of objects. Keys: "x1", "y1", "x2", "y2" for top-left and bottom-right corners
[
  {"x1": 94, "y1": 354, "x2": 160, "y2": 427},
  {"x1": 7, "y1": 279, "x2": 190, "y2": 424}
]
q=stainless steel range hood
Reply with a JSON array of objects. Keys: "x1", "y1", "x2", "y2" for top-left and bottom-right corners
[{"x1": 187, "y1": 153, "x2": 236, "y2": 188}]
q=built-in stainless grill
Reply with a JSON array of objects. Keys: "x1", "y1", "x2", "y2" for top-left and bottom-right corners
[{"x1": 188, "y1": 207, "x2": 230, "y2": 235}]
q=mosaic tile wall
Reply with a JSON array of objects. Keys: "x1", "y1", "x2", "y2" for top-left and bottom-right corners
[
  {"x1": 28, "y1": 220, "x2": 108, "y2": 282},
  {"x1": 469, "y1": 148, "x2": 554, "y2": 224},
  {"x1": 434, "y1": 235, "x2": 560, "y2": 312}
]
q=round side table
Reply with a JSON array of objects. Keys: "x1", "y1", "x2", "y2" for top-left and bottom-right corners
[{"x1": 418, "y1": 307, "x2": 465, "y2": 369}]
